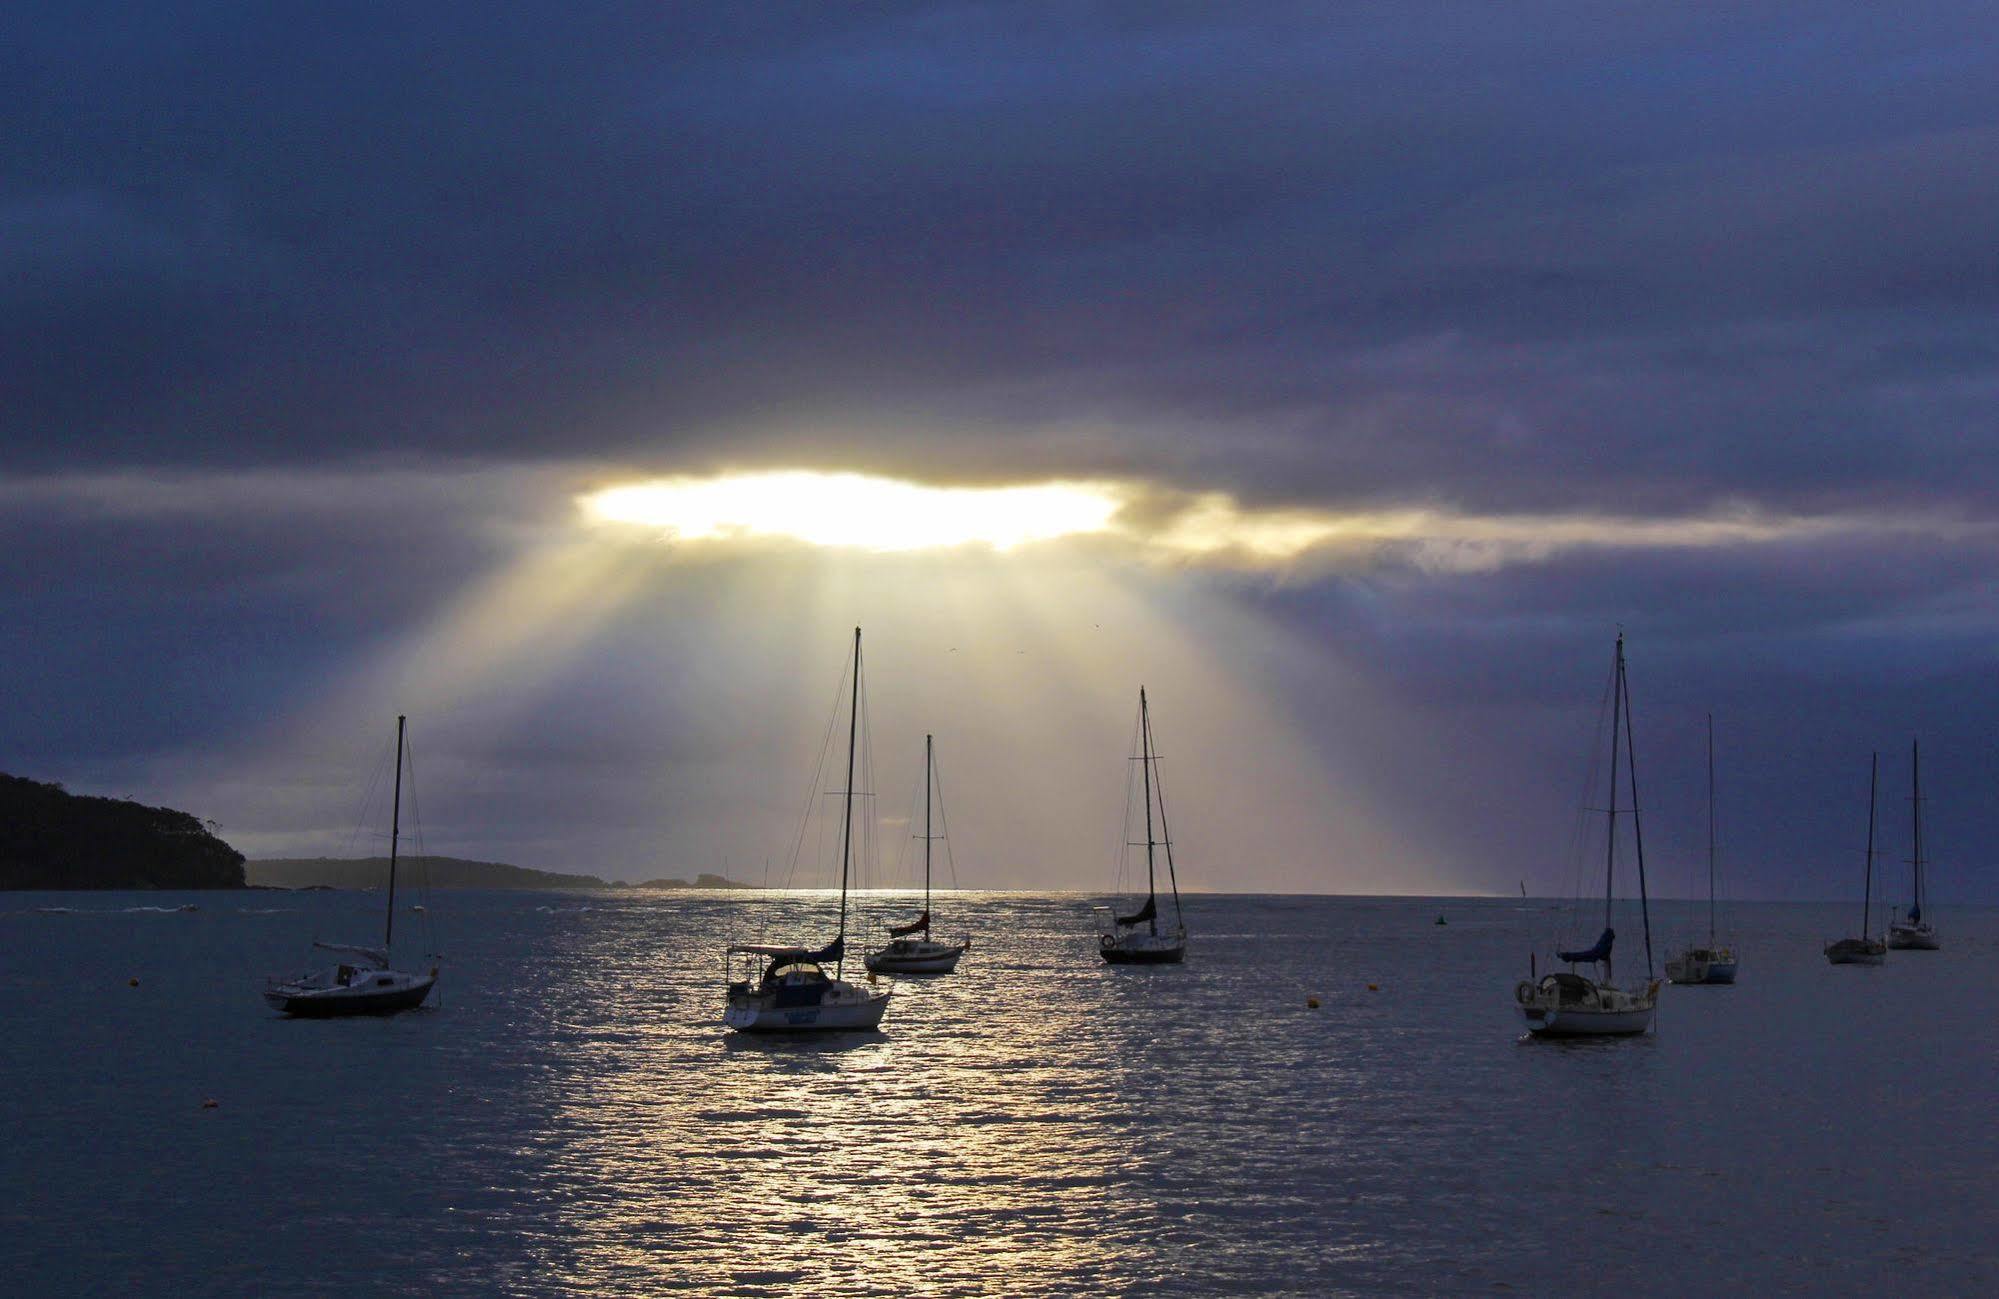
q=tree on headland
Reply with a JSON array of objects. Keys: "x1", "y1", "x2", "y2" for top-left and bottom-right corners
[{"x1": 0, "y1": 773, "x2": 246, "y2": 889}]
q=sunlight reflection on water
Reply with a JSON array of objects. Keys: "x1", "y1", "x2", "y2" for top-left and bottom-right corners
[{"x1": 5, "y1": 891, "x2": 1999, "y2": 1296}]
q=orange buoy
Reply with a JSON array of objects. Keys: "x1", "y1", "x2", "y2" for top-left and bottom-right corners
[
  {"x1": 1367, "y1": 983, "x2": 1380, "y2": 992},
  {"x1": 201, "y1": 1098, "x2": 219, "y2": 1110},
  {"x1": 1306, "y1": 996, "x2": 1320, "y2": 1009},
  {"x1": 128, "y1": 977, "x2": 140, "y2": 987}
]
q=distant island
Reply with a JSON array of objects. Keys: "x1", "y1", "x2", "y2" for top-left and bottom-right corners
[
  {"x1": 630, "y1": 874, "x2": 752, "y2": 890},
  {"x1": 0, "y1": 772, "x2": 246, "y2": 889},
  {"x1": 248, "y1": 855, "x2": 751, "y2": 891}
]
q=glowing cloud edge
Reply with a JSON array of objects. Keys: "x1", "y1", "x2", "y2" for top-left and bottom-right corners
[{"x1": 577, "y1": 469, "x2": 1983, "y2": 573}]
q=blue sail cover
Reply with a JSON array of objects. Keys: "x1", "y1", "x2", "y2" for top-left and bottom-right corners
[
  {"x1": 1558, "y1": 927, "x2": 1614, "y2": 964},
  {"x1": 888, "y1": 911, "x2": 930, "y2": 938},
  {"x1": 795, "y1": 936, "x2": 843, "y2": 965},
  {"x1": 1116, "y1": 896, "x2": 1157, "y2": 927}
]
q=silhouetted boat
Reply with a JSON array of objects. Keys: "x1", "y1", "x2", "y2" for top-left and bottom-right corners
[
  {"x1": 865, "y1": 734, "x2": 970, "y2": 974},
  {"x1": 725, "y1": 627, "x2": 893, "y2": 1032},
  {"x1": 1516, "y1": 633, "x2": 1658, "y2": 1036},
  {"x1": 1826, "y1": 753, "x2": 1888, "y2": 966},
  {"x1": 1667, "y1": 714, "x2": 1739, "y2": 985},
  {"x1": 1095, "y1": 687, "x2": 1187, "y2": 964},
  {"x1": 1886, "y1": 739, "x2": 1939, "y2": 951},
  {"x1": 264, "y1": 716, "x2": 438, "y2": 1016}
]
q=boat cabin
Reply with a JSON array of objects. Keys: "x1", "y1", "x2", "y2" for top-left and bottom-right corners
[
  {"x1": 760, "y1": 960, "x2": 831, "y2": 1006},
  {"x1": 726, "y1": 944, "x2": 843, "y2": 1005},
  {"x1": 1538, "y1": 972, "x2": 1601, "y2": 1007}
]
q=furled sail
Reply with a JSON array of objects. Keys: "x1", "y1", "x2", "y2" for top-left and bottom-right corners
[
  {"x1": 888, "y1": 911, "x2": 930, "y2": 937},
  {"x1": 1116, "y1": 896, "x2": 1157, "y2": 927},
  {"x1": 1557, "y1": 928, "x2": 1614, "y2": 965}
]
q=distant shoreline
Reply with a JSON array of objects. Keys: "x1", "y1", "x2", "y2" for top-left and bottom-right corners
[{"x1": 246, "y1": 855, "x2": 752, "y2": 892}]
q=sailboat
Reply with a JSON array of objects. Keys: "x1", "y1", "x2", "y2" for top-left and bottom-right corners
[
  {"x1": 1515, "y1": 633, "x2": 1659, "y2": 1036},
  {"x1": 264, "y1": 715, "x2": 439, "y2": 1016},
  {"x1": 1887, "y1": 739, "x2": 1940, "y2": 950},
  {"x1": 1666, "y1": 714, "x2": 1739, "y2": 985},
  {"x1": 1094, "y1": 686, "x2": 1187, "y2": 964},
  {"x1": 865, "y1": 734, "x2": 971, "y2": 974},
  {"x1": 724, "y1": 627, "x2": 894, "y2": 1032},
  {"x1": 1825, "y1": 753, "x2": 1888, "y2": 965}
]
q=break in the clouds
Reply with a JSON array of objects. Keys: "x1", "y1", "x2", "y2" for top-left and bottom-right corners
[{"x1": 3, "y1": 4, "x2": 1998, "y2": 894}]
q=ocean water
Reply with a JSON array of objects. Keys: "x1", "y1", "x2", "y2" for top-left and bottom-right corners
[{"x1": 3, "y1": 890, "x2": 1995, "y2": 1297}]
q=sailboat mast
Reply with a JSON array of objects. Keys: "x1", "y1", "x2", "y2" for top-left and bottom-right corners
[
  {"x1": 837, "y1": 627, "x2": 861, "y2": 976},
  {"x1": 1863, "y1": 752, "x2": 1878, "y2": 938},
  {"x1": 1139, "y1": 687, "x2": 1159, "y2": 937},
  {"x1": 1602, "y1": 635, "x2": 1623, "y2": 931},
  {"x1": 386, "y1": 714, "x2": 405, "y2": 953},
  {"x1": 1707, "y1": 713, "x2": 1716, "y2": 946},
  {"x1": 931, "y1": 727, "x2": 939, "y2": 919},
  {"x1": 1147, "y1": 695, "x2": 1185, "y2": 932},
  {"x1": 1618, "y1": 640, "x2": 1654, "y2": 979}
]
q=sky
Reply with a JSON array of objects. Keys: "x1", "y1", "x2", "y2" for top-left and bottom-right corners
[{"x1": 4, "y1": 4, "x2": 1996, "y2": 898}]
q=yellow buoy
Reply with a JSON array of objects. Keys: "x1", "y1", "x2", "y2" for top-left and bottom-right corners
[
  {"x1": 1306, "y1": 996, "x2": 1320, "y2": 1009},
  {"x1": 1367, "y1": 983, "x2": 1380, "y2": 992},
  {"x1": 128, "y1": 977, "x2": 139, "y2": 987},
  {"x1": 201, "y1": 1098, "x2": 219, "y2": 1110}
]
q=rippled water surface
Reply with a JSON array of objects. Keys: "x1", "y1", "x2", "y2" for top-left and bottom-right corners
[{"x1": 5, "y1": 891, "x2": 1997, "y2": 1296}]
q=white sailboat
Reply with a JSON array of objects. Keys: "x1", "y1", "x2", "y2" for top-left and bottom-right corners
[
  {"x1": 1666, "y1": 714, "x2": 1739, "y2": 985},
  {"x1": 724, "y1": 627, "x2": 893, "y2": 1032},
  {"x1": 865, "y1": 734, "x2": 971, "y2": 975},
  {"x1": 1886, "y1": 739, "x2": 1940, "y2": 951},
  {"x1": 1515, "y1": 633, "x2": 1659, "y2": 1037},
  {"x1": 1825, "y1": 753, "x2": 1888, "y2": 966},
  {"x1": 264, "y1": 715, "x2": 439, "y2": 1017},
  {"x1": 1094, "y1": 686, "x2": 1187, "y2": 964}
]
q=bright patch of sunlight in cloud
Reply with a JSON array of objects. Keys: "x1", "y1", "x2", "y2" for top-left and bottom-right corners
[{"x1": 581, "y1": 471, "x2": 1120, "y2": 552}]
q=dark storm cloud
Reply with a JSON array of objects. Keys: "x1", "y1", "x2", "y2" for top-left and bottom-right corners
[{"x1": 7, "y1": 4, "x2": 1997, "y2": 506}]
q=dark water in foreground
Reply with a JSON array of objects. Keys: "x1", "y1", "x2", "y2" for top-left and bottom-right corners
[{"x1": 3, "y1": 891, "x2": 1995, "y2": 1297}]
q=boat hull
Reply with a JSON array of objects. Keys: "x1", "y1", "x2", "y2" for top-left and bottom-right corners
[
  {"x1": 1097, "y1": 921, "x2": 1187, "y2": 965},
  {"x1": 1665, "y1": 949, "x2": 1739, "y2": 985},
  {"x1": 723, "y1": 984, "x2": 892, "y2": 1033},
  {"x1": 1886, "y1": 925, "x2": 1939, "y2": 951},
  {"x1": 863, "y1": 939, "x2": 968, "y2": 974},
  {"x1": 1101, "y1": 942, "x2": 1185, "y2": 965},
  {"x1": 1824, "y1": 938, "x2": 1886, "y2": 965},
  {"x1": 265, "y1": 974, "x2": 436, "y2": 1017},
  {"x1": 1520, "y1": 1004, "x2": 1656, "y2": 1036}
]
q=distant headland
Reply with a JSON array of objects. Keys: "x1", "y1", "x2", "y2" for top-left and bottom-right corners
[
  {"x1": 248, "y1": 855, "x2": 751, "y2": 891},
  {"x1": 0, "y1": 773, "x2": 246, "y2": 889}
]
